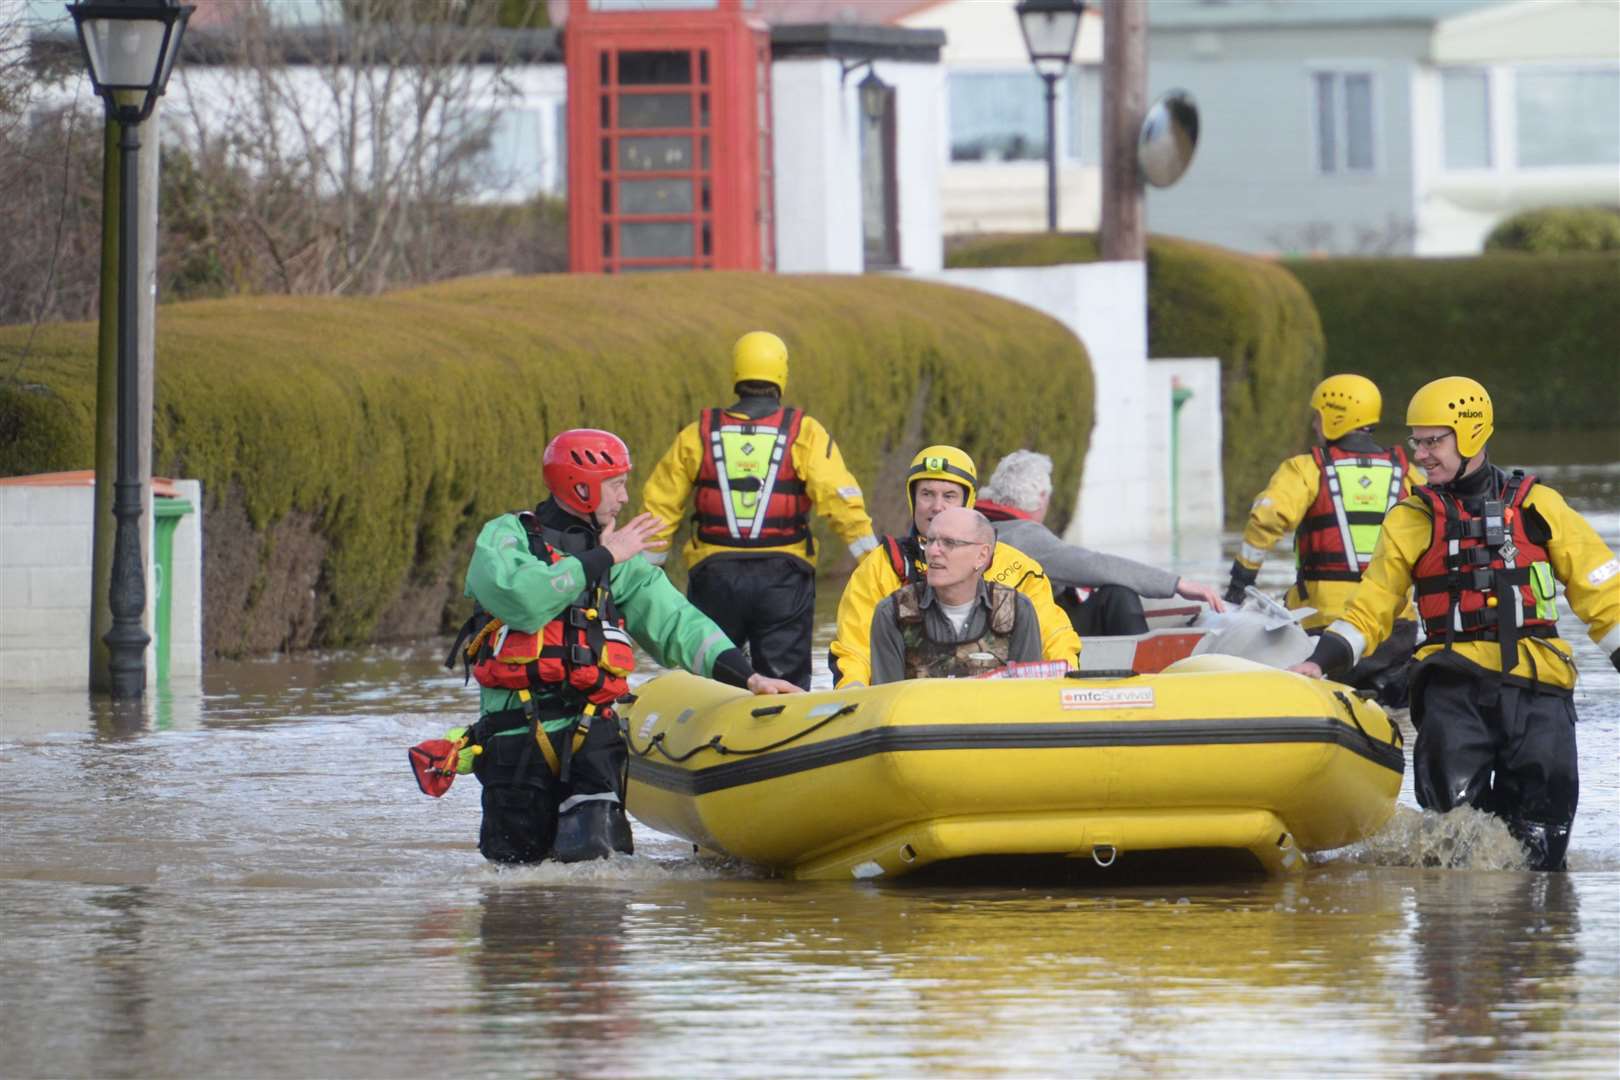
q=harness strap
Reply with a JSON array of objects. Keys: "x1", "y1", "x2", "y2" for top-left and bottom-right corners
[{"x1": 695, "y1": 477, "x2": 808, "y2": 496}]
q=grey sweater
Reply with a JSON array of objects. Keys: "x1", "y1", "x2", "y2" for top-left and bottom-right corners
[{"x1": 988, "y1": 515, "x2": 1181, "y2": 598}]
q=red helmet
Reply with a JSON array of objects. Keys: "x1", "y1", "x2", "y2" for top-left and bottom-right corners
[{"x1": 543, "y1": 429, "x2": 632, "y2": 515}]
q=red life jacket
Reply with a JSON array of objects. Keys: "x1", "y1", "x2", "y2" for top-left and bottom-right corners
[
  {"x1": 1295, "y1": 443, "x2": 1410, "y2": 587},
  {"x1": 882, "y1": 533, "x2": 925, "y2": 584},
  {"x1": 450, "y1": 513, "x2": 635, "y2": 707},
  {"x1": 693, "y1": 406, "x2": 812, "y2": 550},
  {"x1": 1411, "y1": 470, "x2": 1558, "y2": 671}
]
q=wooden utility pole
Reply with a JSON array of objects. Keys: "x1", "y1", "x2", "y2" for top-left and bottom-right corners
[{"x1": 1100, "y1": 0, "x2": 1146, "y2": 261}]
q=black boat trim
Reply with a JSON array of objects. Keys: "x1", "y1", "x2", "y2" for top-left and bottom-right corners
[{"x1": 629, "y1": 716, "x2": 1406, "y2": 797}]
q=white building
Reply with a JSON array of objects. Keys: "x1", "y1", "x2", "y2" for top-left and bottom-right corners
[{"x1": 1146, "y1": 0, "x2": 1620, "y2": 255}]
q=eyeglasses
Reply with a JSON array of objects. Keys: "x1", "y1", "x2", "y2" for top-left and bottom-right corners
[
  {"x1": 923, "y1": 534, "x2": 980, "y2": 551},
  {"x1": 1407, "y1": 432, "x2": 1454, "y2": 453}
]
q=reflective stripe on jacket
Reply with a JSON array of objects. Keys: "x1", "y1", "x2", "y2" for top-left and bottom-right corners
[
  {"x1": 642, "y1": 407, "x2": 876, "y2": 570},
  {"x1": 1238, "y1": 445, "x2": 1425, "y2": 628},
  {"x1": 1295, "y1": 443, "x2": 1411, "y2": 583}
]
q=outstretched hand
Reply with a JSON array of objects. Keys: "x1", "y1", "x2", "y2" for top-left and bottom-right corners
[
  {"x1": 601, "y1": 512, "x2": 669, "y2": 564},
  {"x1": 1176, "y1": 579, "x2": 1227, "y2": 612},
  {"x1": 747, "y1": 673, "x2": 804, "y2": 695}
]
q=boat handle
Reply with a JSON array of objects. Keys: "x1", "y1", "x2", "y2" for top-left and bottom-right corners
[
  {"x1": 751, "y1": 704, "x2": 787, "y2": 718},
  {"x1": 1334, "y1": 689, "x2": 1402, "y2": 749}
]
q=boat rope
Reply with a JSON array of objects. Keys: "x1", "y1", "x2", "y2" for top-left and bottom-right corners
[
  {"x1": 627, "y1": 704, "x2": 860, "y2": 763},
  {"x1": 1333, "y1": 689, "x2": 1402, "y2": 749}
]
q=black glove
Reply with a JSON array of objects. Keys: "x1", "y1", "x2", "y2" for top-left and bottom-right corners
[
  {"x1": 1610, "y1": 647, "x2": 1620, "y2": 674},
  {"x1": 1224, "y1": 560, "x2": 1258, "y2": 605}
]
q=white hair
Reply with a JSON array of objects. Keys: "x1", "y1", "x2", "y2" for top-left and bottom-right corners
[{"x1": 980, "y1": 450, "x2": 1053, "y2": 512}]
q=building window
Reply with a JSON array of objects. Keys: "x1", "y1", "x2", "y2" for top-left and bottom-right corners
[
  {"x1": 1441, "y1": 69, "x2": 1491, "y2": 170},
  {"x1": 1065, "y1": 64, "x2": 1101, "y2": 165},
  {"x1": 861, "y1": 83, "x2": 899, "y2": 269},
  {"x1": 1313, "y1": 71, "x2": 1375, "y2": 174},
  {"x1": 466, "y1": 109, "x2": 545, "y2": 199},
  {"x1": 1515, "y1": 67, "x2": 1620, "y2": 167},
  {"x1": 553, "y1": 101, "x2": 568, "y2": 195},
  {"x1": 948, "y1": 72, "x2": 1048, "y2": 162}
]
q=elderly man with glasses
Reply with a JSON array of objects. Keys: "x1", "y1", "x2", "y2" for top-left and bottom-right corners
[{"x1": 867, "y1": 507, "x2": 1044, "y2": 684}]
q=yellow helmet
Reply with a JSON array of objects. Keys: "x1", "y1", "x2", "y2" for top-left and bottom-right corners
[
  {"x1": 1310, "y1": 373, "x2": 1382, "y2": 441},
  {"x1": 906, "y1": 445, "x2": 977, "y2": 512},
  {"x1": 1406, "y1": 376, "x2": 1494, "y2": 458},
  {"x1": 732, "y1": 331, "x2": 788, "y2": 394}
]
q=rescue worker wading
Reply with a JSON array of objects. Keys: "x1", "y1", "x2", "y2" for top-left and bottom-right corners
[
  {"x1": 1227, "y1": 373, "x2": 1426, "y2": 704},
  {"x1": 828, "y1": 444, "x2": 1081, "y2": 687},
  {"x1": 642, "y1": 332, "x2": 876, "y2": 689},
  {"x1": 448, "y1": 429, "x2": 800, "y2": 866},
  {"x1": 1291, "y1": 378, "x2": 1620, "y2": 872}
]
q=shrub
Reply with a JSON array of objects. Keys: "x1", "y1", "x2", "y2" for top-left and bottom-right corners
[
  {"x1": 948, "y1": 232, "x2": 1325, "y2": 523},
  {"x1": 0, "y1": 272, "x2": 1093, "y2": 656},
  {"x1": 1286, "y1": 254, "x2": 1620, "y2": 431},
  {"x1": 1485, "y1": 206, "x2": 1620, "y2": 255}
]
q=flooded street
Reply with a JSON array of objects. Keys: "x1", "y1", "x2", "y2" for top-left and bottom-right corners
[{"x1": 2, "y1": 457, "x2": 1617, "y2": 1077}]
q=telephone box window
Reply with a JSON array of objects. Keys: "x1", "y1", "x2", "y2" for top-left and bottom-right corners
[
  {"x1": 620, "y1": 178, "x2": 694, "y2": 214},
  {"x1": 619, "y1": 50, "x2": 691, "y2": 86},
  {"x1": 621, "y1": 221, "x2": 696, "y2": 258},
  {"x1": 620, "y1": 93, "x2": 693, "y2": 129}
]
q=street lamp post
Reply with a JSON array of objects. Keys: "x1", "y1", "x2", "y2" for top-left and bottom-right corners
[
  {"x1": 68, "y1": 0, "x2": 192, "y2": 699},
  {"x1": 1015, "y1": 0, "x2": 1086, "y2": 233}
]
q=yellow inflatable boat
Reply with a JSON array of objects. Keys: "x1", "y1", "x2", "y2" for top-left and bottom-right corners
[{"x1": 622, "y1": 657, "x2": 1403, "y2": 880}]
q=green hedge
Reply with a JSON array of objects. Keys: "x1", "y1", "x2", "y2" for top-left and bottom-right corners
[
  {"x1": 948, "y1": 232, "x2": 1325, "y2": 522},
  {"x1": 0, "y1": 272, "x2": 1093, "y2": 655},
  {"x1": 1485, "y1": 206, "x2": 1620, "y2": 254},
  {"x1": 1286, "y1": 254, "x2": 1620, "y2": 430}
]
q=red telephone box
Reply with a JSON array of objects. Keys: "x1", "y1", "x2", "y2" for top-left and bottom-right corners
[{"x1": 566, "y1": 0, "x2": 775, "y2": 273}]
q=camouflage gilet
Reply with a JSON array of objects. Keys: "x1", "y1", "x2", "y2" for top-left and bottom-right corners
[{"x1": 894, "y1": 581, "x2": 1019, "y2": 680}]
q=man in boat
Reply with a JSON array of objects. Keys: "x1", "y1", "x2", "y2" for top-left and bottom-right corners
[
  {"x1": 1226, "y1": 373, "x2": 1427, "y2": 705},
  {"x1": 448, "y1": 428, "x2": 801, "y2": 866},
  {"x1": 641, "y1": 331, "x2": 877, "y2": 690},
  {"x1": 978, "y1": 449, "x2": 1226, "y2": 636},
  {"x1": 869, "y1": 508, "x2": 1044, "y2": 683},
  {"x1": 828, "y1": 444, "x2": 1080, "y2": 687},
  {"x1": 1291, "y1": 377, "x2": 1619, "y2": 871}
]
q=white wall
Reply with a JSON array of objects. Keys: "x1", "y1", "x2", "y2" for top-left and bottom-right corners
[
  {"x1": 772, "y1": 56, "x2": 944, "y2": 274},
  {"x1": 915, "y1": 261, "x2": 1217, "y2": 552},
  {"x1": 0, "y1": 479, "x2": 202, "y2": 691},
  {"x1": 1433, "y1": 0, "x2": 1620, "y2": 64},
  {"x1": 151, "y1": 62, "x2": 568, "y2": 202}
]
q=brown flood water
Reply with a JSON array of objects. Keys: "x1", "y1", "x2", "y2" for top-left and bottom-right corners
[{"x1": 1, "y1": 459, "x2": 1616, "y2": 1077}]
